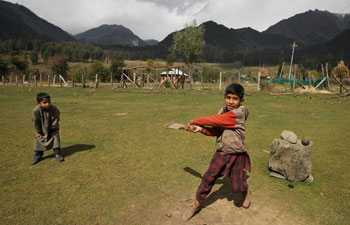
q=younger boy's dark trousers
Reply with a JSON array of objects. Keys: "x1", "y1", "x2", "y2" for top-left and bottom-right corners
[
  {"x1": 34, "y1": 148, "x2": 62, "y2": 159},
  {"x1": 196, "y1": 151, "x2": 251, "y2": 202}
]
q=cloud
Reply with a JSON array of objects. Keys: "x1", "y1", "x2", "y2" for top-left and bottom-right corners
[
  {"x1": 7, "y1": 0, "x2": 194, "y2": 39},
  {"x1": 136, "y1": 0, "x2": 212, "y2": 15}
]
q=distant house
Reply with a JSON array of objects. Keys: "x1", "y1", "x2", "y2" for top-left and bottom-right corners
[
  {"x1": 160, "y1": 68, "x2": 189, "y2": 87},
  {"x1": 160, "y1": 68, "x2": 189, "y2": 77}
]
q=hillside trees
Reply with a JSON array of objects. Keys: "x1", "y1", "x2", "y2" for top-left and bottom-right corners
[
  {"x1": 30, "y1": 50, "x2": 39, "y2": 64},
  {"x1": 277, "y1": 51, "x2": 285, "y2": 77},
  {"x1": 90, "y1": 62, "x2": 110, "y2": 82},
  {"x1": 11, "y1": 57, "x2": 28, "y2": 75},
  {"x1": 39, "y1": 42, "x2": 104, "y2": 62},
  {"x1": 110, "y1": 57, "x2": 125, "y2": 81},
  {"x1": 41, "y1": 44, "x2": 55, "y2": 62},
  {"x1": 70, "y1": 65, "x2": 88, "y2": 82},
  {"x1": 166, "y1": 54, "x2": 174, "y2": 66},
  {"x1": 50, "y1": 56, "x2": 68, "y2": 79},
  {"x1": 202, "y1": 66, "x2": 220, "y2": 82},
  {"x1": 0, "y1": 39, "x2": 104, "y2": 63},
  {"x1": 0, "y1": 57, "x2": 10, "y2": 77}
]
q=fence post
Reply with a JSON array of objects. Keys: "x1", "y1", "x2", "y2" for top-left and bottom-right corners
[
  {"x1": 120, "y1": 70, "x2": 124, "y2": 88},
  {"x1": 82, "y1": 74, "x2": 85, "y2": 87},
  {"x1": 16, "y1": 76, "x2": 18, "y2": 87},
  {"x1": 340, "y1": 77, "x2": 343, "y2": 93},
  {"x1": 308, "y1": 71, "x2": 311, "y2": 88},
  {"x1": 133, "y1": 72, "x2": 136, "y2": 88},
  {"x1": 257, "y1": 72, "x2": 261, "y2": 91},
  {"x1": 325, "y1": 63, "x2": 330, "y2": 90},
  {"x1": 201, "y1": 72, "x2": 203, "y2": 89},
  {"x1": 22, "y1": 75, "x2": 25, "y2": 87},
  {"x1": 48, "y1": 75, "x2": 50, "y2": 87},
  {"x1": 10, "y1": 75, "x2": 12, "y2": 85},
  {"x1": 34, "y1": 75, "x2": 37, "y2": 87},
  {"x1": 95, "y1": 74, "x2": 99, "y2": 89},
  {"x1": 110, "y1": 73, "x2": 113, "y2": 88},
  {"x1": 40, "y1": 73, "x2": 42, "y2": 87},
  {"x1": 156, "y1": 69, "x2": 158, "y2": 88},
  {"x1": 219, "y1": 72, "x2": 222, "y2": 90},
  {"x1": 147, "y1": 71, "x2": 150, "y2": 88},
  {"x1": 2, "y1": 76, "x2": 4, "y2": 86}
]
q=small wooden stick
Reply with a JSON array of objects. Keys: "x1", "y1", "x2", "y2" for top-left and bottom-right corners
[
  {"x1": 296, "y1": 79, "x2": 306, "y2": 89},
  {"x1": 331, "y1": 72, "x2": 349, "y2": 93}
]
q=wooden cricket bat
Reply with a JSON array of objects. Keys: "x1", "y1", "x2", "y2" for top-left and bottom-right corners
[{"x1": 165, "y1": 122, "x2": 186, "y2": 130}]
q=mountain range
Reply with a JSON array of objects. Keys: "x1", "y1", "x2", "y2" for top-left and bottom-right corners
[
  {"x1": 74, "y1": 24, "x2": 150, "y2": 47},
  {"x1": 0, "y1": 0, "x2": 74, "y2": 41},
  {"x1": 0, "y1": 0, "x2": 349, "y2": 63},
  {"x1": 264, "y1": 9, "x2": 350, "y2": 46}
]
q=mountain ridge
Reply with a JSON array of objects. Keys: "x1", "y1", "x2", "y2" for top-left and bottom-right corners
[
  {"x1": 264, "y1": 9, "x2": 350, "y2": 46},
  {"x1": 0, "y1": 1, "x2": 349, "y2": 64},
  {"x1": 74, "y1": 24, "x2": 148, "y2": 47},
  {"x1": 0, "y1": 0, "x2": 75, "y2": 41}
]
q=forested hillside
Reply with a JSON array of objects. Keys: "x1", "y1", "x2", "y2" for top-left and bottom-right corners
[{"x1": 0, "y1": 0, "x2": 74, "y2": 41}]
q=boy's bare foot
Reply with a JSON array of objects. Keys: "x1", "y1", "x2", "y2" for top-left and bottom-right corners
[
  {"x1": 183, "y1": 200, "x2": 200, "y2": 221},
  {"x1": 242, "y1": 188, "x2": 251, "y2": 208}
]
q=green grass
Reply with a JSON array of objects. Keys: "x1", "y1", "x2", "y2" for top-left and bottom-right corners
[{"x1": 0, "y1": 85, "x2": 349, "y2": 224}]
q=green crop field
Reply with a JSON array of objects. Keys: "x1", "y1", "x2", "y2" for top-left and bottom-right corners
[{"x1": 0, "y1": 85, "x2": 349, "y2": 225}]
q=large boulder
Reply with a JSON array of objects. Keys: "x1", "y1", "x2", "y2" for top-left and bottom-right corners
[{"x1": 269, "y1": 131, "x2": 313, "y2": 182}]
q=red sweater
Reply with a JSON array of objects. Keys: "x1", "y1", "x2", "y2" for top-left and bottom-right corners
[{"x1": 191, "y1": 105, "x2": 249, "y2": 154}]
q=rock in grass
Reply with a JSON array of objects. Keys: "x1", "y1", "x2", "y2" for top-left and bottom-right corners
[
  {"x1": 305, "y1": 174, "x2": 314, "y2": 183},
  {"x1": 280, "y1": 130, "x2": 297, "y2": 144},
  {"x1": 269, "y1": 131, "x2": 313, "y2": 182}
]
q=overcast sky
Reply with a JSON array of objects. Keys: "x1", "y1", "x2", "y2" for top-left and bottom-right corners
[{"x1": 6, "y1": 0, "x2": 350, "y2": 40}]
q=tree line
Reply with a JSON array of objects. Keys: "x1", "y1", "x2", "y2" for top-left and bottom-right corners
[
  {"x1": 0, "y1": 32, "x2": 348, "y2": 82},
  {"x1": 2, "y1": 38, "x2": 344, "y2": 70},
  {"x1": 0, "y1": 39, "x2": 104, "y2": 62},
  {"x1": 0, "y1": 54, "x2": 126, "y2": 83}
]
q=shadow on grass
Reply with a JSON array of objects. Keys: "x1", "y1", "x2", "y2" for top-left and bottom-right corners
[
  {"x1": 42, "y1": 144, "x2": 95, "y2": 160},
  {"x1": 61, "y1": 144, "x2": 95, "y2": 157},
  {"x1": 183, "y1": 167, "x2": 249, "y2": 211}
]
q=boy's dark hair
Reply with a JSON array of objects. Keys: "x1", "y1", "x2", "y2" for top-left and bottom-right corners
[
  {"x1": 225, "y1": 83, "x2": 245, "y2": 99},
  {"x1": 36, "y1": 93, "x2": 50, "y2": 102}
]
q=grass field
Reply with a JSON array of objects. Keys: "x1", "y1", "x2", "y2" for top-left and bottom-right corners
[{"x1": 0, "y1": 84, "x2": 349, "y2": 225}]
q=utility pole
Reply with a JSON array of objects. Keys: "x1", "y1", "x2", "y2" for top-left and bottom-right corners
[{"x1": 288, "y1": 41, "x2": 297, "y2": 79}]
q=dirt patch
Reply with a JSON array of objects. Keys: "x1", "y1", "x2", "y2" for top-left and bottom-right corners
[
  {"x1": 146, "y1": 182, "x2": 304, "y2": 225},
  {"x1": 111, "y1": 113, "x2": 128, "y2": 116},
  {"x1": 295, "y1": 86, "x2": 331, "y2": 94},
  {"x1": 317, "y1": 90, "x2": 332, "y2": 94}
]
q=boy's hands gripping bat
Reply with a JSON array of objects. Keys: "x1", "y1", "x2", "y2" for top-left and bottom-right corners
[{"x1": 165, "y1": 122, "x2": 202, "y2": 133}]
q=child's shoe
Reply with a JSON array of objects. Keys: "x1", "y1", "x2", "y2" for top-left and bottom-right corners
[
  {"x1": 183, "y1": 200, "x2": 200, "y2": 221},
  {"x1": 55, "y1": 155, "x2": 65, "y2": 162},
  {"x1": 31, "y1": 157, "x2": 41, "y2": 165},
  {"x1": 31, "y1": 151, "x2": 43, "y2": 165}
]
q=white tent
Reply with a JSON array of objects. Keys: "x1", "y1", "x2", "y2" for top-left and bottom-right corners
[{"x1": 160, "y1": 68, "x2": 189, "y2": 76}]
